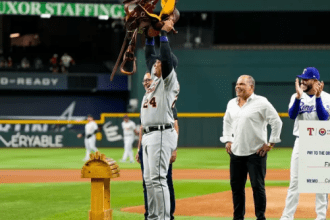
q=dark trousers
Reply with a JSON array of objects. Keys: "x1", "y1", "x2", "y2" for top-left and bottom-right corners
[
  {"x1": 139, "y1": 147, "x2": 175, "y2": 220},
  {"x1": 230, "y1": 153, "x2": 267, "y2": 220}
]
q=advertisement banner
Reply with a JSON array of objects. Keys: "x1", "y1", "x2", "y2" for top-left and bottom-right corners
[
  {"x1": 0, "y1": 95, "x2": 129, "y2": 147},
  {"x1": 298, "y1": 121, "x2": 330, "y2": 193},
  {"x1": 0, "y1": 74, "x2": 67, "y2": 90},
  {"x1": 0, "y1": 117, "x2": 141, "y2": 148},
  {"x1": 0, "y1": 1, "x2": 125, "y2": 18}
]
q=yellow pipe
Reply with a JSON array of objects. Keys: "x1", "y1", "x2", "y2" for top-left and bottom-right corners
[{"x1": 0, "y1": 112, "x2": 289, "y2": 124}]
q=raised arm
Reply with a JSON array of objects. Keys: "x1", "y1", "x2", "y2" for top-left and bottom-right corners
[
  {"x1": 288, "y1": 95, "x2": 301, "y2": 120},
  {"x1": 316, "y1": 98, "x2": 329, "y2": 120},
  {"x1": 145, "y1": 37, "x2": 157, "y2": 73},
  {"x1": 160, "y1": 20, "x2": 174, "y2": 79},
  {"x1": 135, "y1": 125, "x2": 144, "y2": 163},
  {"x1": 314, "y1": 81, "x2": 329, "y2": 120},
  {"x1": 289, "y1": 79, "x2": 302, "y2": 120}
]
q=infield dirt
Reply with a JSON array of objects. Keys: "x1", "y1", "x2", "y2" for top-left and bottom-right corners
[
  {"x1": 0, "y1": 169, "x2": 290, "y2": 183},
  {"x1": 2, "y1": 169, "x2": 324, "y2": 218}
]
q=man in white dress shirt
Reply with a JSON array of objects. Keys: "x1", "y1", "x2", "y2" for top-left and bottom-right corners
[
  {"x1": 121, "y1": 115, "x2": 138, "y2": 163},
  {"x1": 220, "y1": 75, "x2": 283, "y2": 220}
]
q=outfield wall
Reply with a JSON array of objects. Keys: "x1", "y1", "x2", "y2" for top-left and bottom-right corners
[{"x1": 0, "y1": 114, "x2": 295, "y2": 148}]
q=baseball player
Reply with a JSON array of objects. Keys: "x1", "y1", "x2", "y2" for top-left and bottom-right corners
[
  {"x1": 140, "y1": 20, "x2": 179, "y2": 220},
  {"x1": 77, "y1": 114, "x2": 99, "y2": 161},
  {"x1": 136, "y1": 103, "x2": 179, "y2": 220},
  {"x1": 120, "y1": 115, "x2": 138, "y2": 163},
  {"x1": 280, "y1": 67, "x2": 330, "y2": 220}
]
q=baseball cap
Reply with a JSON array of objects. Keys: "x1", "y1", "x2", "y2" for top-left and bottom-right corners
[
  {"x1": 296, "y1": 67, "x2": 320, "y2": 80},
  {"x1": 87, "y1": 114, "x2": 93, "y2": 118},
  {"x1": 124, "y1": 114, "x2": 129, "y2": 118}
]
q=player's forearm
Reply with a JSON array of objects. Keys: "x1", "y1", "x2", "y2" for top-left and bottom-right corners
[
  {"x1": 145, "y1": 38, "x2": 156, "y2": 72},
  {"x1": 160, "y1": 31, "x2": 173, "y2": 78},
  {"x1": 288, "y1": 98, "x2": 301, "y2": 120},
  {"x1": 316, "y1": 97, "x2": 329, "y2": 120},
  {"x1": 137, "y1": 125, "x2": 143, "y2": 150},
  {"x1": 174, "y1": 120, "x2": 179, "y2": 137}
]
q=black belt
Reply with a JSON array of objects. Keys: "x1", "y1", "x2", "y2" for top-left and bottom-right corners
[{"x1": 144, "y1": 124, "x2": 172, "y2": 133}]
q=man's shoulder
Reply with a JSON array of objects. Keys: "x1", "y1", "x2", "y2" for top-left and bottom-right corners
[
  {"x1": 227, "y1": 98, "x2": 237, "y2": 106},
  {"x1": 253, "y1": 94, "x2": 275, "y2": 107},
  {"x1": 290, "y1": 93, "x2": 298, "y2": 99},
  {"x1": 321, "y1": 91, "x2": 330, "y2": 97},
  {"x1": 253, "y1": 94, "x2": 268, "y2": 102}
]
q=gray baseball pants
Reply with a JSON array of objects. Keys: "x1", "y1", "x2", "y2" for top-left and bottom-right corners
[{"x1": 142, "y1": 128, "x2": 177, "y2": 220}]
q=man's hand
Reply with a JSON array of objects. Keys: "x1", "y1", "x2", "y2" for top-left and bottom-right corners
[
  {"x1": 225, "y1": 142, "x2": 232, "y2": 154},
  {"x1": 136, "y1": 151, "x2": 140, "y2": 164},
  {"x1": 314, "y1": 81, "x2": 324, "y2": 98},
  {"x1": 295, "y1": 78, "x2": 303, "y2": 99},
  {"x1": 161, "y1": 20, "x2": 174, "y2": 32},
  {"x1": 256, "y1": 143, "x2": 275, "y2": 157},
  {"x1": 170, "y1": 150, "x2": 177, "y2": 163},
  {"x1": 77, "y1": 134, "x2": 82, "y2": 138}
]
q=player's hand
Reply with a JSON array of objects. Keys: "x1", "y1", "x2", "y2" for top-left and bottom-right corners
[
  {"x1": 295, "y1": 78, "x2": 303, "y2": 99},
  {"x1": 257, "y1": 143, "x2": 274, "y2": 157},
  {"x1": 170, "y1": 150, "x2": 177, "y2": 163},
  {"x1": 161, "y1": 20, "x2": 174, "y2": 32},
  {"x1": 314, "y1": 81, "x2": 324, "y2": 98},
  {"x1": 136, "y1": 152, "x2": 140, "y2": 164},
  {"x1": 77, "y1": 134, "x2": 82, "y2": 138},
  {"x1": 225, "y1": 142, "x2": 232, "y2": 154}
]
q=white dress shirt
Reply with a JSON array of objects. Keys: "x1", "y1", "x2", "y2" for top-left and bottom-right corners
[{"x1": 220, "y1": 93, "x2": 283, "y2": 156}]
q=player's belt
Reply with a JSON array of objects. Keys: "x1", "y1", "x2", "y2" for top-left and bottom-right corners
[{"x1": 144, "y1": 124, "x2": 173, "y2": 133}]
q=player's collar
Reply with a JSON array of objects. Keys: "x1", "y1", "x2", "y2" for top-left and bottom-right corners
[
  {"x1": 247, "y1": 93, "x2": 255, "y2": 101},
  {"x1": 236, "y1": 93, "x2": 255, "y2": 105}
]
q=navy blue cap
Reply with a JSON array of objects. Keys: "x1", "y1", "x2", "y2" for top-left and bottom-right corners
[{"x1": 297, "y1": 67, "x2": 320, "y2": 80}]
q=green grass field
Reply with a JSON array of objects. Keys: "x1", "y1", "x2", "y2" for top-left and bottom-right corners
[
  {"x1": 0, "y1": 147, "x2": 308, "y2": 220},
  {"x1": 0, "y1": 147, "x2": 292, "y2": 169}
]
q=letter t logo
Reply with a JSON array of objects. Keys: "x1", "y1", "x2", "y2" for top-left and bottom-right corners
[{"x1": 307, "y1": 128, "x2": 314, "y2": 136}]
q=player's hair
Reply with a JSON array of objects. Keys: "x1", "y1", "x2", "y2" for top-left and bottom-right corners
[
  {"x1": 239, "y1": 75, "x2": 255, "y2": 89},
  {"x1": 247, "y1": 75, "x2": 255, "y2": 89}
]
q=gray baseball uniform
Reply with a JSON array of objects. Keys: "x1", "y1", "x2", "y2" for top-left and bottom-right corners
[{"x1": 141, "y1": 32, "x2": 179, "y2": 220}]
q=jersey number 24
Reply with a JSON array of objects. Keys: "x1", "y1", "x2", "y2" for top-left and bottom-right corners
[
  {"x1": 143, "y1": 97, "x2": 178, "y2": 109},
  {"x1": 143, "y1": 97, "x2": 157, "y2": 108}
]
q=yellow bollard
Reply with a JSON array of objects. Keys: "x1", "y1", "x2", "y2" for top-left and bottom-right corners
[{"x1": 81, "y1": 151, "x2": 120, "y2": 220}]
